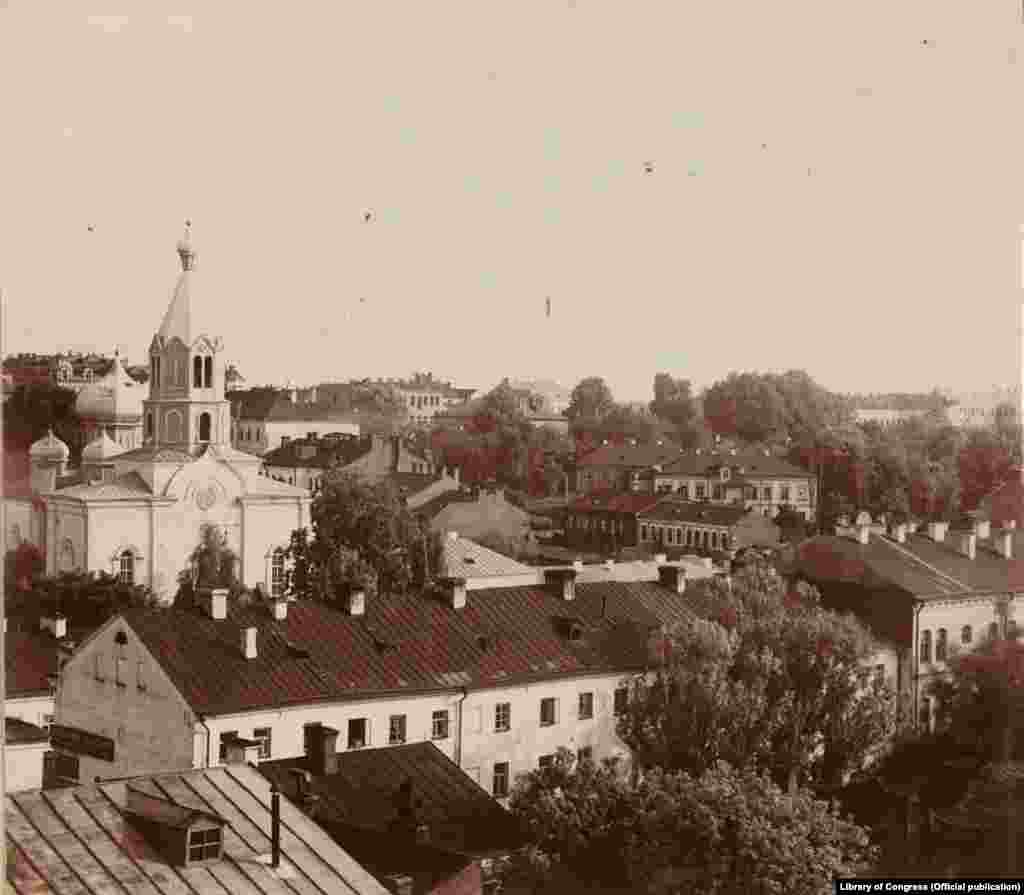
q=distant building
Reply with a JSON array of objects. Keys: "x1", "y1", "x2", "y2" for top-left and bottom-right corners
[
  {"x1": 506, "y1": 378, "x2": 572, "y2": 416},
  {"x1": 229, "y1": 387, "x2": 361, "y2": 456},
  {"x1": 945, "y1": 386, "x2": 1020, "y2": 428},
  {"x1": 853, "y1": 408, "x2": 929, "y2": 427},
  {"x1": 571, "y1": 443, "x2": 685, "y2": 494},
  {"x1": 359, "y1": 373, "x2": 475, "y2": 426},
  {"x1": 637, "y1": 499, "x2": 781, "y2": 555},
  {"x1": 416, "y1": 484, "x2": 532, "y2": 545}
]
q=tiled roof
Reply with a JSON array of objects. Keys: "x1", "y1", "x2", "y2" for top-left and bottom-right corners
[
  {"x1": 638, "y1": 499, "x2": 751, "y2": 527},
  {"x1": 575, "y1": 444, "x2": 681, "y2": 469},
  {"x1": 787, "y1": 531, "x2": 1024, "y2": 598},
  {"x1": 5, "y1": 764, "x2": 389, "y2": 895},
  {"x1": 54, "y1": 470, "x2": 153, "y2": 501},
  {"x1": 440, "y1": 535, "x2": 534, "y2": 579},
  {"x1": 263, "y1": 435, "x2": 370, "y2": 470},
  {"x1": 568, "y1": 493, "x2": 663, "y2": 515},
  {"x1": 116, "y1": 576, "x2": 694, "y2": 716},
  {"x1": 6, "y1": 629, "x2": 60, "y2": 697},
  {"x1": 260, "y1": 742, "x2": 524, "y2": 856},
  {"x1": 658, "y1": 451, "x2": 813, "y2": 479}
]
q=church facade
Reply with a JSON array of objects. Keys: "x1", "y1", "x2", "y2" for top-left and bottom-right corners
[{"x1": 16, "y1": 226, "x2": 312, "y2": 603}]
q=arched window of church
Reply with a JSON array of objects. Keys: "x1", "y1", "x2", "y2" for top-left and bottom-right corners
[
  {"x1": 203, "y1": 356, "x2": 212, "y2": 389},
  {"x1": 152, "y1": 356, "x2": 161, "y2": 388},
  {"x1": 145, "y1": 413, "x2": 154, "y2": 439},
  {"x1": 119, "y1": 550, "x2": 135, "y2": 585},
  {"x1": 198, "y1": 413, "x2": 211, "y2": 442},
  {"x1": 271, "y1": 549, "x2": 285, "y2": 597},
  {"x1": 193, "y1": 356, "x2": 203, "y2": 388}
]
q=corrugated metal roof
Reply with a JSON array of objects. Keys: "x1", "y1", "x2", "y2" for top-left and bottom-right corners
[{"x1": 5, "y1": 764, "x2": 389, "y2": 894}]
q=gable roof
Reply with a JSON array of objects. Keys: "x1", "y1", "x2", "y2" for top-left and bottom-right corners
[
  {"x1": 568, "y1": 492, "x2": 663, "y2": 515},
  {"x1": 5, "y1": 764, "x2": 389, "y2": 894},
  {"x1": 658, "y1": 451, "x2": 813, "y2": 479},
  {"x1": 575, "y1": 443, "x2": 681, "y2": 469},
  {"x1": 786, "y1": 531, "x2": 1024, "y2": 598},
  {"x1": 638, "y1": 499, "x2": 753, "y2": 527},
  {"x1": 440, "y1": 534, "x2": 534, "y2": 579},
  {"x1": 115, "y1": 576, "x2": 694, "y2": 716},
  {"x1": 260, "y1": 742, "x2": 524, "y2": 857}
]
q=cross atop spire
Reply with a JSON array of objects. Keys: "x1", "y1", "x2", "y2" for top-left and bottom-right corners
[{"x1": 177, "y1": 219, "x2": 195, "y2": 271}]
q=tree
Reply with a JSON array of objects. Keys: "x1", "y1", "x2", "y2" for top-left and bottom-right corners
[
  {"x1": 5, "y1": 542, "x2": 46, "y2": 593},
  {"x1": 620, "y1": 570, "x2": 897, "y2": 790},
  {"x1": 33, "y1": 570, "x2": 159, "y2": 629},
  {"x1": 508, "y1": 748, "x2": 876, "y2": 894},
  {"x1": 702, "y1": 373, "x2": 791, "y2": 443},
  {"x1": 566, "y1": 377, "x2": 615, "y2": 422},
  {"x1": 649, "y1": 373, "x2": 697, "y2": 431},
  {"x1": 285, "y1": 471, "x2": 444, "y2": 601}
]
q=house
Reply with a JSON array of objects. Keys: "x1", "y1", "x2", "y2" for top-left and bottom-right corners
[
  {"x1": 260, "y1": 740, "x2": 525, "y2": 895},
  {"x1": 779, "y1": 512, "x2": 1024, "y2": 730},
  {"x1": 228, "y1": 386, "x2": 361, "y2": 456},
  {"x1": 642, "y1": 449, "x2": 816, "y2": 521},
  {"x1": 416, "y1": 485, "x2": 532, "y2": 545},
  {"x1": 52, "y1": 560, "x2": 698, "y2": 798},
  {"x1": 506, "y1": 378, "x2": 572, "y2": 416},
  {"x1": 356, "y1": 373, "x2": 474, "y2": 426},
  {"x1": 637, "y1": 498, "x2": 781, "y2": 555},
  {"x1": 564, "y1": 493, "x2": 664, "y2": 552},
  {"x1": 1, "y1": 225, "x2": 313, "y2": 603},
  {"x1": 4, "y1": 763, "x2": 390, "y2": 894},
  {"x1": 571, "y1": 443, "x2": 682, "y2": 494}
]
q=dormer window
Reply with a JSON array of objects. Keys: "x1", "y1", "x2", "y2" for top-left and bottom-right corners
[
  {"x1": 125, "y1": 786, "x2": 226, "y2": 867},
  {"x1": 188, "y1": 828, "x2": 223, "y2": 863}
]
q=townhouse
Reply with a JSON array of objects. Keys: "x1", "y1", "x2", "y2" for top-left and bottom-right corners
[
  {"x1": 637, "y1": 498, "x2": 781, "y2": 555},
  {"x1": 564, "y1": 493, "x2": 663, "y2": 552},
  {"x1": 642, "y1": 448, "x2": 816, "y2": 520},
  {"x1": 52, "y1": 556, "x2": 703, "y2": 800},
  {"x1": 416, "y1": 485, "x2": 532, "y2": 545},
  {"x1": 4, "y1": 763, "x2": 389, "y2": 894},
  {"x1": 780, "y1": 512, "x2": 1024, "y2": 730},
  {"x1": 228, "y1": 386, "x2": 361, "y2": 456},
  {"x1": 571, "y1": 443, "x2": 683, "y2": 494}
]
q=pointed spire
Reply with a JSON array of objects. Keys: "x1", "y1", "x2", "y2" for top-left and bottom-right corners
[{"x1": 159, "y1": 221, "x2": 194, "y2": 345}]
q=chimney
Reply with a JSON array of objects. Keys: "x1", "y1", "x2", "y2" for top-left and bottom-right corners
[
  {"x1": 271, "y1": 597, "x2": 288, "y2": 621},
  {"x1": 40, "y1": 614, "x2": 68, "y2": 640},
  {"x1": 309, "y1": 723, "x2": 340, "y2": 775},
  {"x1": 270, "y1": 782, "x2": 281, "y2": 868},
  {"x1": 200, "y1": 588, "x2": 229, "y2": 620},
  {"x1": 654, "y1": 553, "x2": 668, "y2": 565},
  {"x1": 439, "y1": 576, "x2": 467, "y2": 610},
  {"x1": 242, "y1": 626, "x2": 258, "y2": 659},
  {"x1": 604, "y1": 559, "x2": 615, "y2": 572},
  {"x1": 999, "y1": 530, "x2": 1014, "y2": 560},
  {"x1": 223, "y1": 736, "x2": 261, "y2": 765},
  {"x1": 572, "y1": 559, "x2": 584, "y2": 572},
  {"x1": 545, "y1": 568, "x2": 577, "y2": 601},
  {"x1": 927, "y1": 521, "x2": 948, "y2": 543},
  {"x1": 856, "y1": 524, "x2": 870, "y2": 545},
  {"x1": 447, "y1": 530, "x2": 459, "y2": 543},
  {"x1": 390, "y1": 435, "x2": 400, "y2": 472},
  {"x1": 346, "y1": 587, "x2": 366, "y2": 616},
  {"x1": 658, "y1": 564, "x2": 687, "y2": 594},
  {"x1": 894, "y1": 523, "x2": 907, "y2": 544},
  {"x1": 1009, "y1": 520, "x2": 1018, "y2": 530},
  {"x1": 960, "y1": 532, "x2": 977, "y2": 560},
  {"x1": 974, "y1": 519, "x2": 991, "y2": 540}
]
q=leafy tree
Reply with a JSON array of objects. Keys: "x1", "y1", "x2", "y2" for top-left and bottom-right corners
[
  {"x1": 702, "y1": 373, "x2": 791, "y2": 443},
  {"x1": 620, "y1": 570, "x2": 897, "y2": 790},
  {"x1": 33, "y1": 570, "x2": 159, "y2": 629},
  {"x1": 958, "y1": 429, "x2": 1014, "y2": 512},
  {"x1": 509, "y1": 748, "x2": 876, "y2": 894},
  {"x1": 566, "y1": 376, "x2": 616, "y2": 422},
  {"x1": 5, "y1": 542, "x2": 46, "y2": 593},
  {"x1": 649, "y1": 374, "x2": 697, "y2": 430},
  {"x1": 285, "y1": 471, "x2": 444, "y2": 601}
]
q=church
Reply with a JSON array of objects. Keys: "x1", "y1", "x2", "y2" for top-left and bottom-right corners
[{"x1": 10, "y1": 225, "x2": 312, "y2": 603}]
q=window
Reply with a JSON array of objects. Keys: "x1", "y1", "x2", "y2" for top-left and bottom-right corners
[
  {"x1": 538, "y1": 754, "x2": 555, "y2": 770},
  {"x1": 762, "y1": 486, "x2": 773, "y2": 501},
  {"x1": 577, "y1": 746, "x2": 593, "y2": 766},
  {"x1": 203, "y1": 356, "x2": 212, "y2": 389},
  {"x1": 198, "y1": 412, "x2": 212, "y2": 442},
  {"x1": 492, "y1": 762, "x2": 510, "y2": 798},
  {"x1": 432, "y1": 710, "x2": 450, "y2": 740},
  {"x1": 495, "y1": 702, "x2": 511, "y2": 733},
  {"x1": 145, "y1": 413, "x2": 153, "y2": 439},
  {"x1": 920, "y1": 630, "x2": 932, "y2": 664},
  {"x1": 962, "y1": 625, "x2": 973, "y2": 645},
  {"x1": 990, "y1": 621, "x2": 1000, "y2": 641},
  {"x1": 119, "y1": 550, "x2": 135, "y2": 585},
  {"x1": 578, "y1": 692, "x2": 594, "y2": 720},
  {"x1": 389, "y1": 715, "x2": 407, "y2": 745},
  {"x1": 193, "y1": 356, "x2": 203, "y2": 388},
  {"x1": 136, "y1": 660, "x2": 147, "y2": 691},
  {"x1": 347, "y1": 718, "x2": 368, "y2": 749},
  {"x1": 640, "y1": 524, "x2": 648, "y2": 541},
  {"x1": 271, "y1": 550, "x2": 285, "y2": 597},
  {"x1": 936, "y1": 628, "x2": 948, "y2": 662},
  {"x1": 152, "y1": 356, "x2": 161, "y2": 389},
  {"x1": 219, "y1": 731, "x2": 238, "y2": 762},
  {"x1": 695, "y1": 484, "x2": 705, "y2": 499},
  {"x1": 253, "y1": 727, "x2": 272, "y2": 759},
  {"x1": 677, "y1": 483, "x2": 689, "y2": 498},
  {"x1": 94, "y1": 654, "x2": 105, "y2": 681},
  {"x1": 712, "y1": 485, "x2": 724, "y2": 501},
  {"x1": 188, "y1": 828, "x2": 222, "y2": 863},
  {"x1": 780, "y1": 486, "x2": 791, "y2": 502},
  {"x1": 614, "y1": 687, "x2": 628, "y2": 716},
  {"x1": 539, "y1": 697, "x2": 557, "y2": 727},
  {"x1": 874, "y1": 664, "x2": 885, "y2": 684},
  {"x1": 114, "y1": 655, "x2": 127, "y2": 688}
]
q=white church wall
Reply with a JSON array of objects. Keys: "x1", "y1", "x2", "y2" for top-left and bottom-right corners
[
  {"x1": 3, "y1": 500, "x2": 38, "y2": 552},
  {"x1": 86, "y1": 505, "x2": 154, "y2": 585},
  {"x1": 241, "y1": 500, "x2": 306, "y2": 591}
]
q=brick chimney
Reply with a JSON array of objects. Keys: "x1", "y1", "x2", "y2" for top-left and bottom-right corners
[
  {"x1": 242, "y1": 626, "x2": 258, "y2": 659},
  {"x1": 346, "y1": 587, "x2": 366, "y2": 617},
  {"x1": 927, "y1": 521, "x2": 948, "y2": 543},
  {"x1": 309, "y1": 723, "x2": 340, "y2": 775},
  {"x1": 545, "y1": 567, "x2": 577, "y2": 601},
  {"x1": 999, "y1": 530, "x2": 1014, "y2": 560},
  {"x1": 856, "y1": 524, "x2": 870, "y2": 545},
  {"x1": 658, "y1": 564, "x2": 686, "y2": 594},
  {"x1": 271, "y1": 597, "x2": 288, "y2": 621},
  {"x1": 201, "y1": 588, "x2": 229, "y2": 621},
  {"x1": 974, "y1": 519, "x2": 992, "y2": 540},
  {"x1": 439, "y1": 576, "x2": 467, "y2": 610},
  {"x1": 959, "y1": 532, "x2": 977, "y2": 560}
]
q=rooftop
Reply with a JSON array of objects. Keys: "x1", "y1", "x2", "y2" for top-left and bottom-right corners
[
  {"x1": 5, "y1": 765, "x2": 389, "y2": 894},
  {"x1": 638, "y1": 499, "x2": 754, "y2": 527},
  {"x1": 5, "y1": 717, "x2": 49, "y2": 745},
  {"x1": 440, "y1": 533, "x2": 535, "y2": 579},
  {"x1": 568, "y1": 492, "x2": 663, "y2": 515},
  {"x1": 109, "y1": 574, "x2": 696, "y2": 716},
  {"x1": 574, "y1": 443, "x2": 681, "y2": 469},
  {"x1": 657, "y1": 451, "x2": 813, "y2": 479}
]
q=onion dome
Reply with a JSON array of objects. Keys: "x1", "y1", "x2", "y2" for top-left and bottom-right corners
[
  {"x1": 29, "y1": 428, "x2": 70, "y2": 463},
  {"x1": 75, "y1": 351, "x2": 144, "y2": 423},
  {"x1": 81, "y1": 430, "x2": 126, "y2": 464}
]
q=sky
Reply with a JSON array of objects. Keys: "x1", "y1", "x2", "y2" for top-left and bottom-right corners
[{"x1": 2, "y1": 1, "x2": 1022, "y2": 402}]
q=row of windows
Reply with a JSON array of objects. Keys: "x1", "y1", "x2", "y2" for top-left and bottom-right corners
[
  {"x1": 149, "y1": 355, "x2": 215, "y2": 390},
  {"x1": 236, "y1": 426, "x2": 264, "y2": 443},
  {"x1": 640, "y1": 524, "x2": 730, "y2": 551},
  {"x1": 655, "y1": 481, "x2": 807, "y2": 502},
  {"x1": 494, "y1": 746, "x2": 597, "y2": 796},
  {"x1": 919, "y1": 622, "x2": 1012, "y2": 664},
  {"x1": 492, "y1": 691, "x2": 601, "y2": 732}
]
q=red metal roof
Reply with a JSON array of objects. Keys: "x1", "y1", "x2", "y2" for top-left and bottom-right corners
[{"x1": 120, "y1": 580, "x2": 696, "y2": 716}]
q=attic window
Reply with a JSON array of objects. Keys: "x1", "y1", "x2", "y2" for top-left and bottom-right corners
[
  {"x1": 114, "y1": 630, "x2": 128, "y2": 646},
  {"x1": 188, "y1": 828, "x2": 222, "y2": 862},
  {"x1": 464, "y1": 557, "x2": 476, "y2": 564}
]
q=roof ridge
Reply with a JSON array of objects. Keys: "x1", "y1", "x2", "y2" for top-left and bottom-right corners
[{"x1": 875, "y1": 535, "x2": 971, "y2": 592}]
